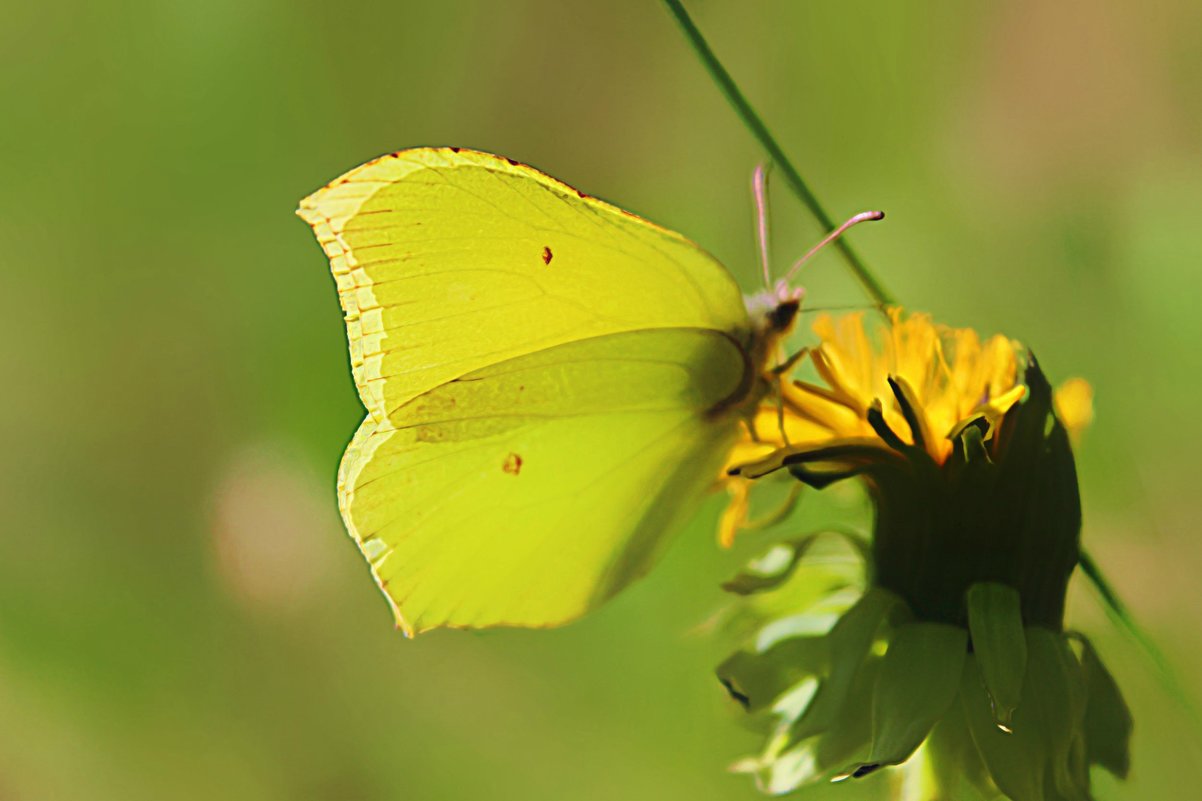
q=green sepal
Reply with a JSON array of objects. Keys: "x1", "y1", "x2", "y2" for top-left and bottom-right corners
[
  {"x1": 924, "y1": 690, "x2": 996, "y2": 801},
  {"x1": 717, "y1": 636, "x2": 828, "y2": 714},
  {"x1": 751, "y1": 657, "x2": 882, "y2": 794},
  {"x1": 860, "y1": 622, "x2": 967, "y2": 771},
  {"x1": 961, "y1": 654, "x2": 1046, "y2": 801},
  {"x1": 709, "y1": 539, "x2": 863, "y2": 648},
  {"x1": 1041, "y1": 763, "x2": 1098, "y2": 801},
  {"x1": 720, "y1": 530, "x2": 868, "y2": 596},
  {"x1": 816, "y1": 656, "x2": 880, "y2": 778},
  {"x1": 789, "y1": 587, "x2": 908, "y2": 742},
  {"x1": 1025, "y1": 627, "x2": 1087, "y2": 800},
  {"x1": 1074, "y1": 634, "x2": 1133, "y2": 779},
  {"x1": 740, "y1": 741, "x2": 820, "y2": 795},
  {"x1": 721, "y1": 537, "x2": 817, "y2": 596},
  {"x1": 966, "y1": 581, "x2": 1027, "y2": 727}
]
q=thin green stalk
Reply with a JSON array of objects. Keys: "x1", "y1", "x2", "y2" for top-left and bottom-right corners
[
  {"x1": 660, "y1": 0, "x2": 1170, "y2": 700},
  {"x1": 1080, "y1": 551, "x2": 1202, "y2": 731},
  {"x1": 660, "y1": 0, "x2": 894, "y2": 307}
]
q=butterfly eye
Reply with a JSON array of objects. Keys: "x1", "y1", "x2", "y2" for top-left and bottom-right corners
[{"x1": 768, "y1": 297, "x2": 800, "y2": 331}]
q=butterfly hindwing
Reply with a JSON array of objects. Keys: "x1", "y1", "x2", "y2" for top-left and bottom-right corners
[{"x1": 341, "y1": 329, "x2": 747, "y2": 633}]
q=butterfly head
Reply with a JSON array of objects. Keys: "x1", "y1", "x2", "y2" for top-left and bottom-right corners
[
  {"x1": 732, "y1": 281, "x2": 804, "y2": 413},
  {"x1": 744, "y1": 278, "x2": 803, "y2": 340}
]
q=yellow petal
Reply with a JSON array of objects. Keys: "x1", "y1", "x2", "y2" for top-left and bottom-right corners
[
  {"x1": 717, "y1": 478, "x2": 752, "y2": 548},
  {"x1": 1053, "y1": 377, "x2": 1094, "y2": 439}
]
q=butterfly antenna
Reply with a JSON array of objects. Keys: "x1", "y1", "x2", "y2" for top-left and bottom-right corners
[
  {"x1": 785, "y1": 210, "x2": 885, "y2": 284},
  {"x1": 753, "y1": 164, "x2": 772, "y2": 290}
]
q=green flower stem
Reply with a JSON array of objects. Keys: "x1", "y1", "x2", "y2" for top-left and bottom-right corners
[
  {"x1": 1081, "y1": 550, "x2": 1202, "y2": 733},
  {"x1": 661, "y1": 0, "x2": 1151, "y2": 679},
  {"x1": 660, "y1": 0, "x2": 895, "y2": 307}
]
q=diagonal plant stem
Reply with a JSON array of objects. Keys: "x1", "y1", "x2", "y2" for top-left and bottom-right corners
[
  {"x1": 1080, "y1": 551, "x2": 1202, "y2": 729},
  {"x1": 660, "y1": 0, "x2": 1164, "y2": 687},
  {"x1": 661, "y1": 0, "x2": 894, "y2": 307}
]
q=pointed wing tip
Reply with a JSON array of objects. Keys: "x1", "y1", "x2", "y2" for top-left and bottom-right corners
[
  {"x1": 295, "y1": 199, "x2": 318, "y2": 224},
  {"x1": 294, "y1": 149, "x2": 413, "y2": 225},
  {"x1": 296, "y1": 148, "x2": 483, "y2": 232}
]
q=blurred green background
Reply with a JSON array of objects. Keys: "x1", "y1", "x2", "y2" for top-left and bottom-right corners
[{"x1": 4, "y1": 0, "x2": 1201, "y2": 798}]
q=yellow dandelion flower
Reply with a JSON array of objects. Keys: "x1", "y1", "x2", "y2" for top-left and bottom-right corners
[
  {"x1": 719, "y1": 309, "x2": 1090, "y2": 547},
  {"x1": 714, "y1": 308, "x2": 1130, "y2": 800}
]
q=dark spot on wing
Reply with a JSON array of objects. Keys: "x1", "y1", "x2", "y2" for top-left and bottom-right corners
[
  {"x1": 416, "y1": 427, "x2": 446, "y2": 443},
  {"x1": 506, "y1": 157, "x2": 518, "y2": 166},
  {"x1": 541, "y1": 246, "x2": 553, "y2": 265},
  {"x1": 576, "y1": 189, "x2": 588, "y2": 199},
  {"x1": 450, "y1": 146, "x2": 461, "y2": 153},
  {"x1": 502, "y1": 453, "x2": 523, "y2": 476}
]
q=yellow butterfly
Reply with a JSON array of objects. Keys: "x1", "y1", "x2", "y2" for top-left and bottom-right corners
[{"x1": 298, "y1": 148, "x2": 804, "y2": 635}]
